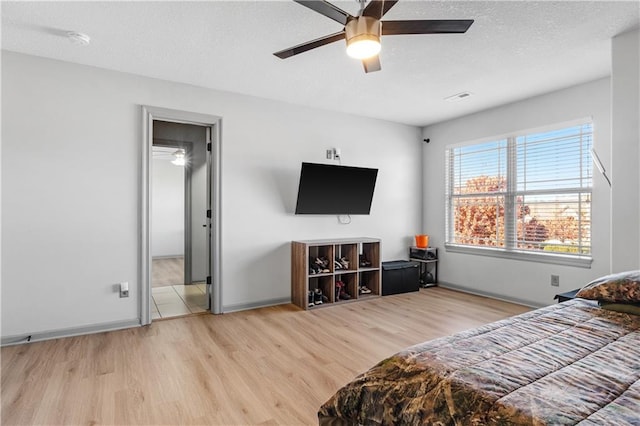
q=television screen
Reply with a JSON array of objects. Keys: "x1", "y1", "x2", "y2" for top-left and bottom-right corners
[{"x1": 295, "y1": 162, "x2": 378, "y2": 215}]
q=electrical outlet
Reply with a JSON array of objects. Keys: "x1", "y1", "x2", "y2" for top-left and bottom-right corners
[
  {"x1": 326, "y1": 149, "x2": 333, "y2": 159},
  {"x1": 120, "y1": 281, "x2": 129, "y2": 298},
  {"x1": 551, "y1": 275, "x2": 560, "y2": 287}
]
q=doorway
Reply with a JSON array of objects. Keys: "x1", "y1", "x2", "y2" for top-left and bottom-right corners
[
  {"x1": 142, "y1": 106, "x2": 222, "y2": 324},
  {"x1": 151, "y1": 144, "x2": 187, "y2": 288},
  {"x1": 151, "y1": 138, "x2": 207, "y2": 319}
]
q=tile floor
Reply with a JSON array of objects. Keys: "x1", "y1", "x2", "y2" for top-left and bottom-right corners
[{"x1": 151, "y1": 283, "x2": 208, "y2": 320}]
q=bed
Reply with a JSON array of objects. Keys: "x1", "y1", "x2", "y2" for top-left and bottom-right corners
[{"x1": 318, "y1": 271, "x2": 640, "y2": 425}]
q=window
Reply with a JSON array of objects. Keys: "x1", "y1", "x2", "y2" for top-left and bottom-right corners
[{"x1": 445, "y1": 120, "x2": 593, "y2": 266}]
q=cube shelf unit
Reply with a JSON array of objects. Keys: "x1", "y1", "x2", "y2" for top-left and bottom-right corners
[{"x1": 291, "y1": 237, "x2": 381, "y2": 310}]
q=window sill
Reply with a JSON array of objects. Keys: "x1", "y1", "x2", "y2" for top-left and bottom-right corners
[{"x1": 444, "y1": 244, "x2": 592, "y2": 268}]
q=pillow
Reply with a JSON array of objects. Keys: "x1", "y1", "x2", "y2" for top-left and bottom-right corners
[
  {"x1": 576, "y1": 270, "x2": 640, "y2": 303},
  {"x1": 598, "y1": 301, "x2": 640, "y2": 316}
]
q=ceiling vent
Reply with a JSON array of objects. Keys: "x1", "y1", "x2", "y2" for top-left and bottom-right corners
[{"x1": 445, "y1": 92, "x2": 473, "y2": 102}]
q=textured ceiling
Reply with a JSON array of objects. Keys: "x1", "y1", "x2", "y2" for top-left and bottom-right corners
[{"x1": 2, "y1": 1, "x2": 638, "y2": 126}]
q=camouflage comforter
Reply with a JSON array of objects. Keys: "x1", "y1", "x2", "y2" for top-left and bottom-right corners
[{"x1": 318, "y1": 299, "x2": 640, "y2": 425}]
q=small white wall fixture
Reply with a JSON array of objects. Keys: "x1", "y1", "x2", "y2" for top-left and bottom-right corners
[{"x1": 141, "y1": 106, "x2": 222, "y2": 324}]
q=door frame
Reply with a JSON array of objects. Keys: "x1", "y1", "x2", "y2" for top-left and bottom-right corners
[{"x1": 141, "y1": 106, "x2": 223, "y2": 324}]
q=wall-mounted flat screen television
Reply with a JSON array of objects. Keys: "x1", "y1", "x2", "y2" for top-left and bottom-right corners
[{"x1": 295, "y1": 162, "x2": 378, "y2": 215}]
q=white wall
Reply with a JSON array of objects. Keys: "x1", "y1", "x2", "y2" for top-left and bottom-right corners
[
  {"x1": 151, "y1": 158, "x2": 184, "y2": 258},
  {"x1": 611, "y1": 29, "x2": 640, "y2": 271},
  {"x1": 422, "y1": 78, "x2": 612, "y2": 307},
  {"x1": 1, "y1": 51, "x2": 422, "y2": 337}
]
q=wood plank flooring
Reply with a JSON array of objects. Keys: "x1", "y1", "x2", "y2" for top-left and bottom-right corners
[
  {"x1": 152, "y1": 257, "x2": 184, "y2": 287},
  {"x1": 1, "y1": 288, "x2": 531, "y2": 425}
]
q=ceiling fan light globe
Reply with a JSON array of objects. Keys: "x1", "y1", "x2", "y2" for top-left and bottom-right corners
[
  {"x1": 171, "y1": 157, "x2": 186, "y2": 166},
  {"x1": 345, "y1": 16, "x2": 381, "y2": 59},
  {"x1": 171, "y1": 149, "x2": 186, "y2": 166},
  {"x1": 346, "y1": 38, "x2": 381, "y2": 59}
]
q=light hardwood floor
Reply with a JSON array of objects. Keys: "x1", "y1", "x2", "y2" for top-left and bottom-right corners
[
  {"x1": 1, "y1": 288, "x2": 531, "y2": 425},
  {"x1": 152, "y1": 257, "x2": 184, "y2": 287}
]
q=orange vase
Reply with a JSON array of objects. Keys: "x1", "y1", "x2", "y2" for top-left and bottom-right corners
[{"x1": 415, "y1": 234, "x2": 429, "y2": 248}]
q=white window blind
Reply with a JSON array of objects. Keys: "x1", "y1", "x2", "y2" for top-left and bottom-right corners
[{"x1": 445, "y1": 121, "x2": 593, "y2": 263}]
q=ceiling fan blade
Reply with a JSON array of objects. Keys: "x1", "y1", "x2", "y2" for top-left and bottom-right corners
[
  {"x1": 363, "y1": 0, "x2": 399, "y2": 20},
  {"x1": 382, "y1": 19, "x2": 474, "y2": 35},
  {"x1": 362, "y1": 55, "x2": 381, "y2": 73},
  {"x1": 274, "y1": 31, "x2": 345, "y2": 59},
  {"x1": 294, "y1": 0, "x2": 353, "y2": 25}
]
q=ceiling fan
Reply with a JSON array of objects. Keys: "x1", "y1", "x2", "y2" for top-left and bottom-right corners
[{"x1": 274, "y1": 0, "x2": 474, "y2": 73}]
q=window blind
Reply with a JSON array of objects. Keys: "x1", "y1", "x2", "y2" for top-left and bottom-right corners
[{"x1": 446, "y1": 121, "x2": 593, "y2": 259}]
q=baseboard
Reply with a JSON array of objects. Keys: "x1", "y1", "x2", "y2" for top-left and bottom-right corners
[
  {"x1": 1, "y1": 297, "x2": 294, "y2": 345},
  {"x1": 438, "y1": 281, "x2": 545, "y2": 309},
  {"x1": 223, "y1": 297, "x2": 291, "y2": 313},
  {"x1": 1, "y1": 318, "x2": 141, "y2": 347}
]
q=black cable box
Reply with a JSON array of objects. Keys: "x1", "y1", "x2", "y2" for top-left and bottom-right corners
[{"x1": 409, "y1": 246, "x2": 437, "y2": 260}]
